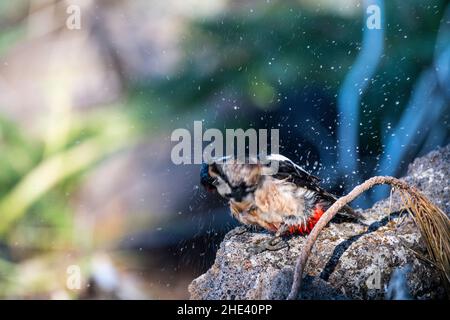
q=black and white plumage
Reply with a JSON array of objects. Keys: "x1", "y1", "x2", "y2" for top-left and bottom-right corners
[{"x1": 200, "y1": 154, "x2": 356, "y2": 236}]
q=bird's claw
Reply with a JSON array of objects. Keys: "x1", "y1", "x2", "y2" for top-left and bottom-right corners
[{"x1": 246, "y1": 236, "x2": 288, "y2": 255}]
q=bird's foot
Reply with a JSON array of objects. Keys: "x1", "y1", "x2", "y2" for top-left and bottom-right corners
[{"x1": 246, "y1": 236, "x2": 289, "y2": 255}]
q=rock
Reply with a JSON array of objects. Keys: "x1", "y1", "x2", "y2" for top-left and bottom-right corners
[{"x1": 189, "y1": 145, "x2": 450, "y2": 300}]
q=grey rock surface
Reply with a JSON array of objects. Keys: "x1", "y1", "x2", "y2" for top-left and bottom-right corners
[{"x1": 189, "y1": 145, "x2": 450, "y2": 300}]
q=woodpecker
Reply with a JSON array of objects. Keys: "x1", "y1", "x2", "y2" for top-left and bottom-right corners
[{"x1": 200, "y1": 154, "x2": 357, "y2": 237}]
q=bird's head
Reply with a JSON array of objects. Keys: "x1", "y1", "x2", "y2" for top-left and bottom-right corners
[{"x1": 200, "y1": 157, "x2": 262, "y2": 202}]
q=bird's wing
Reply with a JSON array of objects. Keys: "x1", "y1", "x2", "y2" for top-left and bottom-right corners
[
  {"x1": 266, "y1": 154, "x2": 359, "y2": 219},
  {"x1": 266, "y1": 154, "x2": 322, "y2": 192}
]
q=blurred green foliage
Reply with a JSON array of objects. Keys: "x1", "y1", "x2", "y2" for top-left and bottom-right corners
[{"x1": 146, "y1": 0, "x2": 446, "y2": 151}]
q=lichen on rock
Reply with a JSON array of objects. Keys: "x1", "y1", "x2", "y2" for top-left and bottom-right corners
[{"x1": 189, "y1": 145, "x2": 450, "y2": 300}]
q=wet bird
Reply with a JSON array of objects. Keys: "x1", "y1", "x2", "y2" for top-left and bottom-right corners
[{"x1": 200, "y1": 154, "x2": 357, "y2": 237}]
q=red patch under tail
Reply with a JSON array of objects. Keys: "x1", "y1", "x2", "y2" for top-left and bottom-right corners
[{"x1": 286, "y1": 205, "x2": 325, "y2": 236}]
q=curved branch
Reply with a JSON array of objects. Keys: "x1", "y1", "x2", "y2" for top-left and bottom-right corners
[{"x1": 287, "y1": 176, "x2": 412, "y2": 300}]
